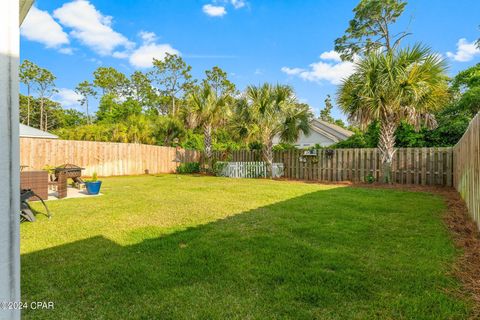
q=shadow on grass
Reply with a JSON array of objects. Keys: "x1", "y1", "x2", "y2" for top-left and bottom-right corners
[{"x1": 21, "y1": 187, "x2": 470, "y2": 319}]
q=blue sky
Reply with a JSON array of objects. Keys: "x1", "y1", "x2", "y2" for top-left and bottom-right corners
[{"x1": 21, "y1": 0, "x2": 480, "y2": 121}]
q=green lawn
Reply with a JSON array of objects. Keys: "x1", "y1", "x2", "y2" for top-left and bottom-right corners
[{"x1": 22, "y1": 175, "x2": 470, "y2": 319}]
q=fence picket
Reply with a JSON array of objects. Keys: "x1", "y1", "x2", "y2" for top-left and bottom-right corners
[{"x1": 454, "y1": 112, "x2": 480, "y2": 228}]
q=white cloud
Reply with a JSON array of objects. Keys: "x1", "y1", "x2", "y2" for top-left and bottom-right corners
[
  {"x1": 21, "y1": 6, "x2": 69, "y2": 48},
  {"x1": 281, "y1": 67, "x2": 304, "y2": 75},
  {"x1": 139, "y1": 31, "x2": 157, "y2": 44},
  {"x1": 101, "y1": 30, "x2": 180, "y2": 68},
  {"x1": 112, "y1": 51, "x2": 129, "y2": 59},
  {"x1": 53, "y1": 88, "x2": 82, "y2": 108},
  {"x1": 203, "y1": 4, "x2": 227, "y2": 17},
  {"x1": 231, "y1": 0, "x2": 246, "y2": 9},
  {"x1": 58, "y1": 47, "x2": 74, "y2": 55},
  {"x1": 281, "y1": 50, "x2": 355, "y2": 85},
  {"x1": 446, "y1": 38, "x2": 480, "y2": 62},
  {"x1": 53, "y1": 0, "x2": 133, "y2": 56},
  {"x1": 88, "y1": 57, "x2": 103, "y2": 65},
  {"x1": 319, "y1": 50, "x2": 342, "y2": 62},
  {"x1": 129, "y1": 43, "x2": 180, "y2": 68}
]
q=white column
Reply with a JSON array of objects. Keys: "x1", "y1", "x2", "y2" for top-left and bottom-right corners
[{"x1": 0, "y1": 0, "x2": 21, "y2": 319}]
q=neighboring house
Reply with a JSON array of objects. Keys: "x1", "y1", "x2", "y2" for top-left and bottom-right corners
[
  {"x1": 19, "y1": 124, "x2": 58, "y2": 139},
  {"x1": 273, "y1": 119, "x2": 353, "y2": 148}
]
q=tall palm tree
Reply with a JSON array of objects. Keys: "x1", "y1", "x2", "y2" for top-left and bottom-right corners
[
  {"x1": 189, "y1": 83, "x2": 229, "y2": 170},
  {"x1": 337, "y1": 45, "x2": 450, "y2": 182},
  {"x1": 237, "y1": 83, "x2": 311, "y2": 178}
]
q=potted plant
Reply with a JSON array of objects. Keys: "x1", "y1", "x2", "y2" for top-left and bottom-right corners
[
  {"x1": 42, "y1": 164, "x2": 56, "y2": 182},
  {"x1": 85, "y1": 172, "x2": 102, "y2": 195}
]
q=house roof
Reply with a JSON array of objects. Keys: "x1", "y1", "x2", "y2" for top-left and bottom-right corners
[
  {"x1": 310, "y1": 119, "x2": 354, "y2": 141},
  {"x1": 308, "y1": 123, "x2": 340, "y2": 143},
  {"x1": 19, "y1": 124, "x2": 59, "y2": 139},
  {"x1": 20, "y1": 0, "x2": 34, "y2": 25}
]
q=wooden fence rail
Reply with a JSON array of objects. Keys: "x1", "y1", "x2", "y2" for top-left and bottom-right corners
[
  {"x1": 454, "y1": 112, "x2": 480, "y2": 227},
  {"x1": 20, "y1": 138, "x2": 200, "y2": 177},
  {"x1": 212, "y1": 147, "x2": 453, "y2": 186}
]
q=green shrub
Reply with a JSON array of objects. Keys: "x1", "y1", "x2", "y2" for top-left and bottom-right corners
[
  {"x1": 365, "y1": 174, "x2": 375, "y2": 184},
  {"x1": 213, "y1": 161, "x2": 228, "y2": 176},
  {"x1": 273, "y1": 142, "x2": 297, "y2": 151},
  {"x1": 176, "y1": 162, "x2": 200, "y2": 174}
]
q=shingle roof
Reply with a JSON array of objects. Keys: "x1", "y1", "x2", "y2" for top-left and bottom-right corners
[
  {"x1": 19, "y1": 124, "x2": 58, "y2": 139},
  {"x1": 310, "y1": 119, "x2": 354, "y2": 140}
]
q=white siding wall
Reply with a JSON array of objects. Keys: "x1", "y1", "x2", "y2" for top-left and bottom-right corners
[
  {"x1": 273, "y1": 130, "x2": 336, "y2": 147},
  {"x1": 0, "y1": 1, "x2": 21, "y2": 319}
]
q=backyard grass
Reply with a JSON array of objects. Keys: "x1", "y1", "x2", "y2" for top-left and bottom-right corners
[{"x1": 22, "y1": 175, "x2": 471, "y2": 319}]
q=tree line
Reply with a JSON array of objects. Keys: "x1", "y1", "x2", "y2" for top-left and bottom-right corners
[
  {"x1": 19, "y1": 0, "x2": 479, "y2": 179},
  {"x1": 19, "y1": 55, "x2": 312, "y2": 172}
]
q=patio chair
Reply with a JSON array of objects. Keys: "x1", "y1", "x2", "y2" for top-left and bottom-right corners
[{"x1": 20, "y1": 189, "x2": 51, "y2": 222}]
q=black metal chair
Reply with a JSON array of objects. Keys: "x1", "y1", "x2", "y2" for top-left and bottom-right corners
[{"x1": 20, "y1": 189, "x2": 51, "y2": 222}]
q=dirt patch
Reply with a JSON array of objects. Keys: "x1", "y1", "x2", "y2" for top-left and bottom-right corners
[{"x1": 352, "y1": 183, "x2": 480, "y2": 318}]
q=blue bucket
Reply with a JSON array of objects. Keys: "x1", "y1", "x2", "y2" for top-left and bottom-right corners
[{"x1": 85, "y1": 181, "x2": 102, "y2": 195}]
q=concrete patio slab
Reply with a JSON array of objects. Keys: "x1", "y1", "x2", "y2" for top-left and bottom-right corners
[{"x1": 47, "y1": 186, "x2": 103, "y2": 201}]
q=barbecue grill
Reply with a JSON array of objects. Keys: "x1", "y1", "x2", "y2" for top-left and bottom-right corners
[{"x1": 55, "y1": 163, "x2": 84, "y2": 179}]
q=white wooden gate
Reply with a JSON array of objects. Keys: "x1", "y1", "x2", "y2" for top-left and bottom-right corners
[{"x1": 216, "y1": 162, "x2": 284, "y2": 178}]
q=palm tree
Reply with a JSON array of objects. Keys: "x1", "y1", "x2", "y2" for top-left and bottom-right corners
[
  {"x1": 155, "y1": 116, "x2": 186, "y2": 146},
  {"x1": 237, "y1": 83, "x2": 311, "y2": 178},
  {"x1": 189, "y1": 83, "x2": 229, "y2": 170},
  {"x1": 337, "y1": 45, "x2": 450, "y2": 183},
  {"x1": 125, "y1": 115, "x2": 155, "y2": 144}
]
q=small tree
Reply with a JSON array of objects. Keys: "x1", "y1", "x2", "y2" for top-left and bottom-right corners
[
  {"x1": 203, "y1": 66, "x2": 236, "y2": 126},
  {"x1": 36, "y1": 68, "x2": 57, "y2": 131},
  {"x1": 319, "y1": 95, "x2": 335, "y2": 123},
  {"x1": 93, "y1": 67, "x2": 129, "y2": 97},
  {"x1": 204, "y1": 66, "x2": 236, "y2": 98},
  {"x1": 334, "y1": 0, "x2": 409, "y2": 61},
  {"x1": 75, "y1": 81, "x2": 96, "y2": 124},
  {"x1": 149, "y1": 53, "x2": 195, "y2": 116},
  {"x1": 237, "y1": 84, "x2": 312, "y2": 178},
  {"x1": 19, "y1": 60, "x2": 40, "y2": 126},
  {"x1": 337, "y1": 45, "x2": 450, "y2": 183},
  {"x1": 129, "y1": 71, "x2": 156, "y2": 112}
]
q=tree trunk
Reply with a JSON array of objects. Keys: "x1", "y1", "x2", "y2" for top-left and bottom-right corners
[
  {"x1": 172, "y1": 96, "x2": 176, "y2": 116},
  {"x1": 262, "y1": 139, "x2": 274, "y2": 178},
  {"x1": 86, "y1": 100, "x2": 90, "y2": 124},
  {"x1": 44, "y1": 109, "x2": 49, "y2": 131},
  {"x1": 203, "y1": 123, "x2": 212, "y2": 172},
  {"x1": 39, "y1": 97, "x2": 44, "y2": 130},
  {"x1": 26, "y1": 85, "x2": 31, "y2": 126},
  {"x1": 378, "y1": 119, "x2": 397, "y2": 183}
]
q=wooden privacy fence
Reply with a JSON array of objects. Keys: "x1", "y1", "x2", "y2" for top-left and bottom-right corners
[
  {"x1": 454, "y1": 112, "x2": 480, "y2": 227},
  {"x1": 212, "y1": 147, "x2": 453, "y2": 186},
  {"x1": 20, "y1": 138, "x2": 200, "y2": 176}
]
